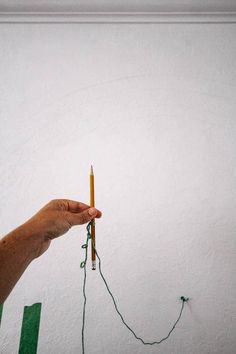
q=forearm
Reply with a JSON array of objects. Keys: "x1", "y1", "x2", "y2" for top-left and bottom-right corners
[
  {"x1": 0, "y1": 222, "x2": 43, "y2": 304},
  {"x1": 0, "y1": 199, "x2": 101, "y2": 304}
]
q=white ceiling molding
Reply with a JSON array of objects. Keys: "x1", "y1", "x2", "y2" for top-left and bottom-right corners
[
  {"x1": 0, "y1": 0, "x2": 236, "y2": 23},
  {"x1": 0, "y1": 12, "x2": 236, "y2": 24},
  {"x1": 1, "y1": 0, "x2": 236, "y2": 13}
]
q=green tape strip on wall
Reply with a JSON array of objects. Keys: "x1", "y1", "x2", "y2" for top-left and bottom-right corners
[
  {"x1": 0, "y1": 303, "x2": 3, "y2": 326},
  {"x1": 19, "y1": 303, "x2": 42, "y2": 354}
]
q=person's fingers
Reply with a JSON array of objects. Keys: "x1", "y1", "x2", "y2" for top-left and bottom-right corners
[
  {"x1": 66, "y1": 200, "x2": 91, "y2": 212},
  {"x1": 62, "y1": 199, "x2": 102, "y2": 217},
  {"x1": 67, "y1": 207, "x2": 102, "y2": 226},
  {"x1": 58, "y1": 199, "x2": 90, "y2": 212},
  {"x1": 50, "y1": 199, "x2": 100, "y2": 213},
  {"x1": 95, "y1": 209, "x2": 102, "y2": 218}
]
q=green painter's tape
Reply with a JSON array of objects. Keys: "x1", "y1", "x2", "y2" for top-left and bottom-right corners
[
  {"x1": 0, "y1": 303, "x2": 3, "y2": 326},
  {"x1": 19, "y1": 303, "x2": 42, "y2": 354}
]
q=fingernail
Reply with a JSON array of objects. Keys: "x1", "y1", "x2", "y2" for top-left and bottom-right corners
[{"x1": 88, "y1": 208, "x2": 97, "y2": 217}]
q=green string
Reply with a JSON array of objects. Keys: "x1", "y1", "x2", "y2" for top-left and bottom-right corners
[{"x1": 81, "y1": 222, "x2": 189, "y2": 353}]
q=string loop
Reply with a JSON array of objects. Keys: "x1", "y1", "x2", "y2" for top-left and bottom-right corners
[
  {"x1": 81, "y1": 221, "x2": 189, "y2": 353},
  {"x1": 80, "y1": 261, "x2": 86, "y2": 268}
]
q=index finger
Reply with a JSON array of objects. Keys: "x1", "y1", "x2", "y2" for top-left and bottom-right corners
[
  {"x1": 63, "y1": 199, "x2": 102, "y2": 218},
  {"x1": 60, "y1": 199, "x2": 90, "y2": 212}
]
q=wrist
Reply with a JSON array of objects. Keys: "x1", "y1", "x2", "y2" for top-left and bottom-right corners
[{"x1": 12, "y1": 221, "x2": 46, "y2": 260}]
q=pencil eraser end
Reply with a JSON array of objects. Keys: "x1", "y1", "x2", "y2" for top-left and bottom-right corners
[{"x1": 92, "y1": 261, "x2": 96, "y2": 270}]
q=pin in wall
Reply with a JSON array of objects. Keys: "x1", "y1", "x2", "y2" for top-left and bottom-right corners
[{"x1": 180, "y1": 296, "x2": 190, "y2": 302}]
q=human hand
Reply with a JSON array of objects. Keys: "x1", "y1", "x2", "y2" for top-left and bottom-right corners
[{"x1": 24, "y1": 199, "x2": 102, "y2": 257}]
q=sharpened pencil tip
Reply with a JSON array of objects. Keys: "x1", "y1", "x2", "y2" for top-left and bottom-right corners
[{"x1": 90, "y1": 165, "x2": 94, "y2": 175}]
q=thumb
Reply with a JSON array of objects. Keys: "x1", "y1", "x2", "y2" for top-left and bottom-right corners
[{"x1": 69, "y1": 207, "x2": 97, "y2": 226}]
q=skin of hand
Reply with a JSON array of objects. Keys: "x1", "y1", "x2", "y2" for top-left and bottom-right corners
[
  {"x1": 0, "y1": 199, "x2": 102, "y2": 304},
  {"x1": 23, "y1": 199, "x2": 102, "y2": 257}
]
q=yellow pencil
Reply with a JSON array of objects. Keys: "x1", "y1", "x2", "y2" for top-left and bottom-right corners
[{"x1": 90, "y1": 165, "x2": 96, "y2": 270}]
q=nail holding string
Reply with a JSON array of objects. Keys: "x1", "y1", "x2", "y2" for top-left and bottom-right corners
[{"x1": 180, "y1": 296, "x2": 189, "y2": 302}]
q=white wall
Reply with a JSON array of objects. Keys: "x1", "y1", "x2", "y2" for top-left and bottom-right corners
[{"x1": 0, "y1": 22, "x2": 236, "y2": 354}]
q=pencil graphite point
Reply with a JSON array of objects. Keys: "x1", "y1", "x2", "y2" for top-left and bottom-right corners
[{"x1": 90, "y1": 165, "x2": 94, "y2": 175}]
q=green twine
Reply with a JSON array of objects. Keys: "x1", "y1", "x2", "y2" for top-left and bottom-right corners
[
  {"x1": 0, "y1": 303, "x2": 3, "y2": 327},
  {"x1": 81, "y1": 222, "x2": 189, "y2": 353}
]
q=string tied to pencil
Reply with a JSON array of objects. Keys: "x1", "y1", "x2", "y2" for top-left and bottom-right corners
[
  {"x1": 80, "y1": 221, "x2": 190, "y2": 354},
  {"x1": 80, "y1": 223, "x2": 92, "y2": 268}
]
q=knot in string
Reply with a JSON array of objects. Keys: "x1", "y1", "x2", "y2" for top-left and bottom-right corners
[{"x1": 180, "y1": 296, "x2": 189, "y2": 302}]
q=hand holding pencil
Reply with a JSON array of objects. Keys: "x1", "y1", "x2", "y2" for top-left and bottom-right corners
[{"x1": 0, "y1": 197, "x2": 102, "y2": 303}]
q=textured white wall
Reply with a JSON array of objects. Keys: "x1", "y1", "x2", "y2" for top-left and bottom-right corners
[{"x1": 0, "y1": 23, "x2": 236, "y2": 354}]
